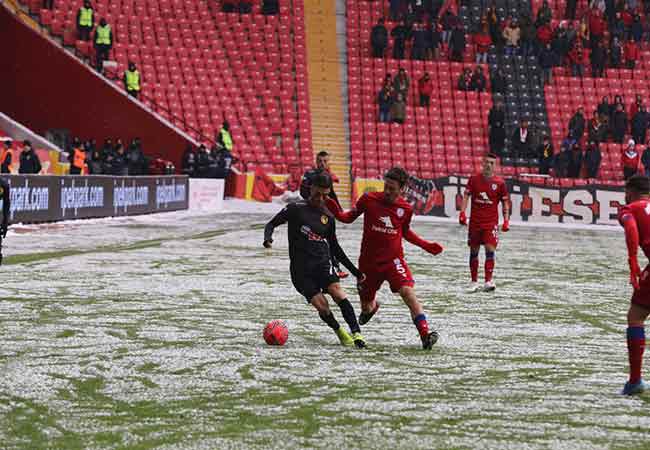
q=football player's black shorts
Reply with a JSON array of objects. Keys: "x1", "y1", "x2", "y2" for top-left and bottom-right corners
[{"x1": 290, "y1": 264, "x2": 340, "y2": 302}]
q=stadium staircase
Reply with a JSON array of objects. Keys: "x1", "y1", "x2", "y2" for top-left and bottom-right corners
[
  {"x1": 19, "y1": 0, "x2": 314, "y2": 175},
  {"x1": 305, "y1": 0, "x2": 352, "y2": 205}
]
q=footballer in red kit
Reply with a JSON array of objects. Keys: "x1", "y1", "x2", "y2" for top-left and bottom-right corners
[
  {"x1": 459, "y1": 153, "x2": 510, "y2": 292},
  {"x1": 326, "y1": 167, "x2": 443, "y2": 349},
  {"x1": 618, "y1": 175, "x2": 650, "y2": 395}
]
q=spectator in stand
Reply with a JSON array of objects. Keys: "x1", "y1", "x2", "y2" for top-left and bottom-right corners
[
  {"x1": 568, "y1": 41, "x2": 588, "y2": 77},
  {"x1": 554, "y1": 142, "x2": 571, "y2": 177},
  {"x1": 426, "y1": 19, "x2": 441, "y2": 60},
  {"x1": 43, "y1": 0, "x2": 54, "y2": 9},
  {"x1": 94, "y1": 18, "x2": 112, "y2": 73},
  {"x1": 487, "y1": 6, "x2": 502, "y2": 49},
  {"x1": 18, "y1": 141, "x2": 41, "y2": 174},
  {"x1": 610, "y1": 36, "x2": 623, "y2": 68},
  {"x1": 569, "y1": 107, "x2": 586, "y2": 141},
  {"x1": 262, "y1": 0, "x2": 279, "y2": 15},
  {"x1": 632, "y1": 13, "x2": 643, "y2": 42},
  {"x1": 127, "y1": 138, "x2": 146, "y2": 175},
  {"x1": 567, "y1": 142, "x2": 583, "y2": 178},
  {"x1": 511, "y1": 120, "x2": 532, "y2": 159},
  {"x1": 449, "y1": 23, "x2": 466, "y2": 62},
  {"x1": 470, "y1": 66, "x2": 486, "y2": 92},
  {"x1": 182, "y1": 144, "x2": 197, "y2": 177},
  {"x1": 68, "y1": 137, "x2": 86, "y2": 175},
  {"x1": 589, "y1": 8, "x2": 607, "y2": 49},
  {"x1": 539, "y1": 43, "x2": 556, "y2": 85},
  {"x1": 389, "y1": 0, "x2": 403, "y2": 21},
  {"x1": 630, "y1": 94, "x2": 643, "y2": 118},
  {"x1": 632, "y1": 106, "x2": 649, "y2": 146},
  {"x1": 457, "y1": 67, "x2": 472, "y2": 91},
  {"x1": 503, "y1": 19, "x2": 520, "y2": 56},
  {"x1": 611, "y1": 12, "x2": 626, "y2": 41},
  {"x1": 488, "y1": 102, "x2": 506, "y2": 155},
  {"x1": 490, "y1": 68, "x2": 505, "y2": 94},
  {"x1": 0, "y1": 140, "x2": 12, "y2": 174},
  {"x1": 371, "y1": 18, "x2": 388, "y2": 58},
  {"x1": 441, "y1": 9, "x2": 457, "y2": 44},
  {"x1": 591, "y1": 40, "x2": 607, "y2": 77},
  {"x1": 124, "y1": 61, "x2": 141, "y2": 99},
  {"x1": 642, "y1": 141, "x2": 650, "y2": 176},
  {"x1": 391, "y1": 20, "x2": 411, "y2": 60},
  {"x1": 578, "y1": 16, "x2": 590, "y2": 46},
  {"x1": 624, "y1": 38, "x2": 639, "y2": 69},
  {"x1": 218, "y1": 121, "x2": 234, "y2": 152},
  {"x1": 391, "y1": 93, "x2": 407, "y2": 124},
  {"x1": 598, "y1": 95, "x2": 611, "y2": 121},
  {"x1": 88, "y1": 144, "x2": 103, "y2": 174},
  {"x1": 411, "y1": 21, "x2": 428, "y2": 60},
  {"x1": 76, "y1": 0, "x2": 94, "y2": 42},
  {"x1": 418, "y1": 72, "x2": 433, "y2": 107},
  {"x1": 377, "y1": 84, "x2": 392, "y2": 122},
  {"x1": 212, "y1": 143, "x2": 238, "y2": 179},
  {"x1": 110, "y1": 141, "x2": 128, "y2": 175},
  {"x1": 622, "y1": 5, "x2": 634, "y2": 38},
  {"x1": 222, "y1": 0, "x2": 237, "y2": 12},
  {"x1": 195, "y1": 144, "x2": 211, "y2": 177},
  {"x1": 536, "y1": 0, "x2": 553, "y2": 27},
  {"x1": 536, "y1": 19, "x2": 554, "y2": 49},
  {"x1": 393, "y1": 68, "x2": 409, "y2": 98},
  {"x1": 623, "y1": 139, "x2": 640, "y2": 179},
  {"x1": 538, "y1": 135, "x2": 555, "y2": 174},
  {"x1": 584, "y1": 140, "x2": 602, "y2": 178},
  {"x1": 565, "y1": 0, "x2": 578, "y2": 20},
  {"x1": 239, "y1": 0, "x2": 252, "y2": 12},
  {"x1": 612, "y1": 102, "x2": 628, "y2": 143},
  {"x1": 519, "y1": 14, "x2": 536, "y2": 57},
  {"x1": 588, "y1": 110, "x2": 607, "y2": 143},
  {"x1": 474, "y1": 24, "x2": 491, "y2": 64}
]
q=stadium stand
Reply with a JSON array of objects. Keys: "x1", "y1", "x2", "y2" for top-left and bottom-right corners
[{"x1": 22, "y1": 0, "x2": 313, "y2": 175}]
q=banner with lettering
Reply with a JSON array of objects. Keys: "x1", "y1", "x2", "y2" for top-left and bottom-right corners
[
  {"x1": 0, "y1": 175, "x2": 188, "y2": 224},
  {"x1": 354, "y1": 176, "x2": 625, "y2": 226}
]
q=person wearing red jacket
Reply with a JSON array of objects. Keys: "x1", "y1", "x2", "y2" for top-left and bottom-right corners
[
  {"x1": 418, "y1": 72, "x2": 433, "y2": 107},
  {"x1": 536, "y1": 23, "x2": 554, "y2": 46},
  {"x1": 568, "y1": 42, "x2": 586, "y2": 77},
  {"x1": 624, "y1": 39, "x2": 639, "y2": 69},
  {"x1": 623, "y1": 139, "x2": 640, "y2": 180},
  {"x1": 474, "y1": 26, "x2": 492, "y2": 64},
  {"x1": 589, "y1": 11, "x2": 606, "y2": 47}
]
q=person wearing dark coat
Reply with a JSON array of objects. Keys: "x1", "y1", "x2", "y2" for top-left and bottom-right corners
[
  {"x1": 18, "y1": 141, "x2": 42, "y2": 174},
  {"x1": 449, "y1": 24, "x2": 466, "y2": 62},
  {"x1": 182, "y1": 144, "x2": 197, "y2": 177},
  {"x1": 590, "y1": 41, "x2": 607, "y2": 77},
  {"x1": 567, "y1": 143, "x2": 583, "y2": 178},
  {"x1": 612, "y1": 103, "x2": 628, "y2": 143},
  {"x1": 584, "y1": 141, "x2": 602, "y2": 178},
  {"x1": 539, "y1": 43, "x2": 557, "y2": 84},
  {"x1": 631, "y1": 106, "x2": 649, "y2": 147},
  {"x1": 411, "y1": 21, "x2": 428, "y2": 60},
  {"x1": 641, "y1": 143, "x2": 650, "y2": 177},
  {"x1": 126, "y1": 138, "x2": 146, "y2": 175},
  {"x1": 470, "y1": 67, "x2": 486, "y2": 92},
  {"x1": 391, "y1": 21, "x2": 411, "y2": 59},
  {"x1": 88, "y1": 145, "x2": 103, "y2": 174},
  {"x1": 377, "y1": 85, "x2": 393, "y2": 122},
  {"x1": 1, "y1": 140, "x2": 13, "y2": 174},
  {"x1": 568, "y1": 107, "x2": 586, "y2": 141},
  {"x1": 597, "y1": 95, "x2": 611, "y2": 120},
  {"x1": 195, "y1": 144, "x2": 212, "y2": 178},
  {"x1": 511, "y1": 121, "x2": 532, "y2": 159},
  {"x1": 610, "y1": 37, "x2": 623, "y2": 68},
  {"x1": 490, "y1": 68, "x2": 505, "y2": 94},
  {"x1": 538, "y1": 135, "x2": 555, "y2": 174},
  {"x1": 588, "y1": 111, "x2": 607, "y2": 143},
  {"x1": 488, "y1": 103, "x2": 506, "y2": 155},
  {"x1": 371, "y1": 18, "x2": 389, "y2": 58},
  {"x1": 110, "y1": 143, "x2": 128, "y2": 176},
  {"x1": 554, "y1": 144, "x2": 571, "y2": 178}
]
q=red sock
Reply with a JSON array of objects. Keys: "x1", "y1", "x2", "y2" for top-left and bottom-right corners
[
  {"x1": 469, "y1": 251, "x2": 479, "y2": 282},
  {"x1": 413, "y1": 314, "x2": 429, "y2": 339},
  {"x1": 485, "y1": 250, "x2": 495, "y2": 282},
  {"x1": 627, "y1": 326, "x2": 646, "y2": 384}
]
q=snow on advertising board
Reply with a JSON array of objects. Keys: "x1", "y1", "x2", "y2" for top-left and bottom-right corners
[
  {"x1": 354, "y1": 176, "x2": 625, "y2": 226},
  {"x1": 0, "y1": 175, "x2": 188, "y2": 223}
]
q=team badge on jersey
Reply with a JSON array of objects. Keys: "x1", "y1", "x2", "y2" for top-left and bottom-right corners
[
  {"x1": 321, "y1": 215, "x2": 328, "y2": 224},
  {"x1": 491, "y1": 183, "x2": 497, "y2": 191},
  {"x1": 396, "y1": 207, "x2": 404, "y2": 217}
]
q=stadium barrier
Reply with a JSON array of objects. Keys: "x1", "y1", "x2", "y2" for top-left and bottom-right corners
[
  {"x1": 0, "y1": 175, "x2": 188, "y2": 223},
  {"x1": 354, "y1": 176, "x2": 626, "y2": 226}
]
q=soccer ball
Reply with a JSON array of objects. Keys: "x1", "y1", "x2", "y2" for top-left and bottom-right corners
[{"x1": 263, "y1": 320, "x2": 288, "y2": 346}]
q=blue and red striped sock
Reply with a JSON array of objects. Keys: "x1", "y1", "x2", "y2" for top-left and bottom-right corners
[
  {"x1": 413, "y1": 314, "x2": 429, "y2": 339},
  {"x1": 627, "y1": 326, "x2": 646, "y2": 384},
  {"x1": 485, "y1": 250, "x2": 495, "y2": 282}
]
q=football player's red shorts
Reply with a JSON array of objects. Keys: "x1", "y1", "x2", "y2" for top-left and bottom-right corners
[
  {"x1": 631, "y1": 265, "x2": 650, "y2": 309},
  {"x1": 359, "y1": 257, "x2": 415, "y2": 302},
  {"x1": 468, "y1": 224, "x2": 499, "y2": 248}
]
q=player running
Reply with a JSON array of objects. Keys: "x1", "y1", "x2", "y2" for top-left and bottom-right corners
[
  {"x1": 618, "y1": 174, "x2": 650, "y2": 395},
  {"x1": 300, "y1": 151, "x2": 348, "y2": 279},
  {"x1": 326, "y1": 167, "x2": 443, "y2": 350},
  {"x1": 458, "y1": 153, "x2": 510, "y2": 292},
  {"x1": 263, "y1": 172, "x2": 367, "y2": 348}
]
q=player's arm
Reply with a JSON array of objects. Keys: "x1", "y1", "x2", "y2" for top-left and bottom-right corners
[
  {"x1": 620, "y1": 211, "x2": 641, "y2": 289},
  {"x1": 1, "y1": 181, "x2": 8, "y2": 238},
  {"x1": 402, "y1": 212, "x2": 443, "y2": 255},
  {"x1": 459, "y1": 184, "x2": 471, "y2": 225},
  {"x1": 328, "y1": 227, "x2": 363, "y2": 279},
  {"x1": 263, "y1": 205, "x2": 291, "y2": 248},
  {"x1": 325, "y1": 193, "x2": 366, "y2": 224}
]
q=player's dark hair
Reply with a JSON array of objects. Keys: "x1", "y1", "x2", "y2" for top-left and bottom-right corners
[
  {"x1": 486, "y1": 152, "x2": 498, "y2": 159},
  {"x1": 626, "y1": 174, "x2": 650, "y2": 194},
  {"x1": 312, "y1": 172, "x2": 332, "y2": 189},
  {"x1": 385, "y1": 167, "x2": 409, "y2": 187},
  {"x1": 317, "y1": 151, "x2": 329, "y2": 158}
]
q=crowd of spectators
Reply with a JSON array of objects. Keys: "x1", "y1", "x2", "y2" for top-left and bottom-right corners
[
  {"x1": 377, "y1": 68, "x2": 411, "y2": 123},
  {"x1": 182, "y1": 121, "x2": 237, "y2": 178},
  {"x1": 73, "y1": 137, "x2": 148, "y2": 175},
  {"x1": 457, "y1": 66, "x2": 487, "y2": 91}
]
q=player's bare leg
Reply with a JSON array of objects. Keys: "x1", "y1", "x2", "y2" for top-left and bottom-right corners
[
  {"x1": 484, "y1": 244, "x2": 497, "y2": 292},
  {"x1": 398, "y1": 286, "x2": 439, "y2": 349},
  {"x1": 327, "y1": 283, "x2": 366, "y2": 348},
  {"x1": 468, "y1": 245, "x2": 481, "y2": 292},
  {"x1": 358, "y1": 289, "x2": 380, "y2": 325},
  {"x1": 310, "y1": 292, "x2": 353, "y2": 346},
  {"x1": 623, "y1": 303, "x2": 650, "y2": 395}
]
